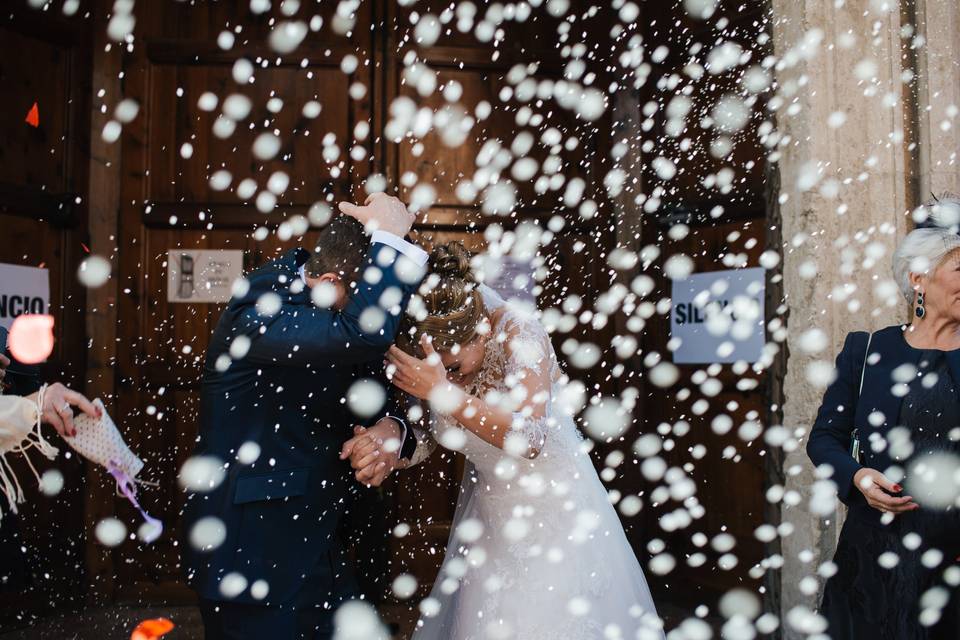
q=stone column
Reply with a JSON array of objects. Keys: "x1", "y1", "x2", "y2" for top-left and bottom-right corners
[
  {"x1": 914, "y1": 0, "x2": 960, "y2": 196},
  {"x1": 769, "y1": 1, "x2": 913, "y2": 636}
]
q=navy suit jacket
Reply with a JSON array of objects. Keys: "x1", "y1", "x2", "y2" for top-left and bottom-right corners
[
  {"x1": 807, "y1": 325, "x2": 960, "y2": 525},
  {"x1": 182, "y1": 244, "x2": 421, "y2": 605}
]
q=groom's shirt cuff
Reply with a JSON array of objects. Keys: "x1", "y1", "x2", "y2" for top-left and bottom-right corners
[
  {"x1": 371, "y1": 230, "x2": 428, "y2": 266},
  {"x1": 382, "y1": 414, "x2": 411, "y2": 458}
]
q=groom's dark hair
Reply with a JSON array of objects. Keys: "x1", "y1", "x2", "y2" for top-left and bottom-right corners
[{"x1": 305, "y1": 216, "x2": 368, "y2": 288}]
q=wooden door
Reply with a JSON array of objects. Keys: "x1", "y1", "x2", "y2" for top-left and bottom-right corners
[
  {"x1": 0, "y1": 6, "x2": 92, "y2": 625},
  {"x1": 634, "y1": 0, "x2": 775, "y2": 612}
]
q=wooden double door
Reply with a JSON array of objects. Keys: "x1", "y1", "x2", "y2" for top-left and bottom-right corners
[
  {"x1": 101, "y1": 0, "x2": 622, "y2": 618},
  {"x1": 0, "y1": 6, "x2": 92, "y2": 624}
]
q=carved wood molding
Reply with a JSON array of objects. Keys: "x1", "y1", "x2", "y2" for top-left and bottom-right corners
[
  {"x1": 0, "y1": 182, "x2": 77, "y2": 226},
  {"x1": 145, "y1": 40, "x2": 369, "y2": 67}
]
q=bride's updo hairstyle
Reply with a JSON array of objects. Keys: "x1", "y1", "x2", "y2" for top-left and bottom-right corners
[{"x1": 397, "y1": 241, "x2": 487, "y2": 356}]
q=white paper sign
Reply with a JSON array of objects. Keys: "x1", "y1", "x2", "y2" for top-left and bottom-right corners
[
  {"x1": 0, "y1": 263, "x2": 50, "y2": 330},
  {"x1": 671, "y1": 267, "x2": 765, "y2": 364},
  {"x1": 167, "y1": 250, "x2": 243, "y2": 303}
]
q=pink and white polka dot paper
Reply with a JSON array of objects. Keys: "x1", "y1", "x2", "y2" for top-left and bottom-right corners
[{"x1": 70, "y1": 398, "x2": 143, "y2": 479}]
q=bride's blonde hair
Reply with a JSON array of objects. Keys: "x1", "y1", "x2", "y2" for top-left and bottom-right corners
[{"x1": 397, "y1": 241, "x2": 487, "y2": 357}]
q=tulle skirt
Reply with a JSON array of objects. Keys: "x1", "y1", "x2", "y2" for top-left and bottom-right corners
[{"x1": 411, "y1": 452, "x2": 664, "y2": 640}]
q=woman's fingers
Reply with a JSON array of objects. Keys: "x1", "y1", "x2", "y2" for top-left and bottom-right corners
[
  {"x1": 385, "y1": 350, "x2": 405, "y2": 370},
  {"x1": 356, "y1": 461, "x2": 383, "y2": 484},
  {"x1": 370, "y1": 462, "x2": 391, "y2": 486},
  {"x1": 870, "y1": 472, "x2": 901, "y2": 494},
  {"x1": 420, "y1": 334, "x2": 437, "y2": 358},
  {"x1": 63, "y1": 389, "x2": 98, "y2": 419},
  {"x1": 346, "y1": 435, "x2": 376, "y2": 459},
  {"x1": 59, "y1": 406, "x2": 77, "y2": 438},
  {"x1": 340, "y1": 426, "x2": 368, "y2": 459},
  {"x1": 867, "y1": 488, "x2": 919, "y2": 513},
  {"x1": 365, "y1": 192, "x2": 386, "y2": 206},
  {"x1": 390, "y1": 378, "x2": 415, "y2": 396},
  {"x1": 388, "y1": 345, "x2": 421, "y2": 367},
  {"x1": 387, "y1": 354, "x2": 421, "y2": 383},
  {"x1": 870, "y1": 500, "x2": 918, "y2": 514},
  {"x1": 44, "y1": 408, "x2": 69, "y2": 439},
  {"x1": 875, "y1": 494, "x2": 914, "y2": 509},
  {"x1": 389, "y1": 373, "x2": 414, "y2": 389}
]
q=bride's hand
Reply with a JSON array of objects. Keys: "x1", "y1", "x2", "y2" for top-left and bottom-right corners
[{"x1": 386, "y1": 336, "x2": 447, "y2": 401}]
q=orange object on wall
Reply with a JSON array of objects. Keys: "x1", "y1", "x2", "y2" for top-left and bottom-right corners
[
  {"x1": 24, "y1": 102, "x2": 39, "y2": 127},
  {"x1": 130, "y1": 618, "x2": 175, "y2": 640}
]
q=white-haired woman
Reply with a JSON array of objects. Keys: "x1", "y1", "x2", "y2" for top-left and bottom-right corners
[{"x1": 807, "y1": 197, "x2": 960, "y2": 639}]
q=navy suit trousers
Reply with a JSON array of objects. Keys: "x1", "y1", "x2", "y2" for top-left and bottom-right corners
[{"x1": 199, "y1": 544, "x2": 359, "y2": 640}]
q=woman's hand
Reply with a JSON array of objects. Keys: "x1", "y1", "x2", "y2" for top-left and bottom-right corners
[
  {"x1": 853, "y1": 468, "x2": 919, "y2": 514},
  {"x1": 386, "y1": 335, "x2": 449, "y2": 401},
  {"x1": 27, "y1": 383, "x2": 101, "y2": 439}
]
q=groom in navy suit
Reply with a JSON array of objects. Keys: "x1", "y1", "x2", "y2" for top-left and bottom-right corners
[{"x1": 182, "y1": 194, "x2": 428, "y2": 639}]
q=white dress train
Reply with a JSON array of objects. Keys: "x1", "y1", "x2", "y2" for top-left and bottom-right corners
[{"x1": 409, "y1": 286, "x2": 664, "y2": 640}]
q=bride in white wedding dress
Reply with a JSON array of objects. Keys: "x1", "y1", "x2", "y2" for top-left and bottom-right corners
[{"x1": 386, "y1": 242, "x2": 664, "y2": 640}]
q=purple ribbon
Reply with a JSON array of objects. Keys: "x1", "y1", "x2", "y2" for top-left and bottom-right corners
[{"x1": 107, "y1": 462, "x2": 163, "y2": 544}]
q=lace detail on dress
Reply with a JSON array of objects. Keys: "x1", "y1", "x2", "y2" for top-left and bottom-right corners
[
  {"x1": 465, "y1": 308, "x2": 562, "y2": 458},
  {"x1": 407, "y1": 425, "x2": 437, "y2": 467},
  {"x1": 510, "y1": 413, "x2": 550, "y2": 457}
]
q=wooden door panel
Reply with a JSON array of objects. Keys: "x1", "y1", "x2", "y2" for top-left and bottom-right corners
[
  {"x1": 396, "y1": 71, "x2": 590, "y2": 217},
  {"x1": 397, "y1": 69, "x2": 494, "y2": 207},
  {"x1": 0, "y1": 27, "x2": 71, "y2": 192},
  {"x1": 393, "y1": 0, "x2": 566, "y2": 53},
  {"x1": 146, "y1": 64, "x2": 355, "y2": 205},
  {"x1": 637, "y1": 218, "x2": 767, "y2": 601}
]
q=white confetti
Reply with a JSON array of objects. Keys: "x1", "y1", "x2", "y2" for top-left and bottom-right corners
[
  {"x1": 252, "y1": 132, "x2": 282, "y2": 160},
  {"x1": 190, "y1": 516, "x2": 227, "y2": 551},
  {"x1": 269, "y1": 21, "x2": 307, "y2": 54},
  {"x1": 583, "y1": 397, "x2": 630, "y2": 440},
  {"x1": 77, "y1": 255, "x2": 111, "y2": 288},
  {"x1": 39, "y1": 469, "x2": 64, "y2": 496},
  {"x1": 347, "y1": 379, "x2": 386, "y2": 418},
  {"x1": 178, "y1": 455, "x2": 226, "y2": 492},
  {"x1": 95, "y1": 518, "x2": 126, "y2": 547},
  {"x1": 232, "y1": 58, "x2": 254, "y2": 84}
]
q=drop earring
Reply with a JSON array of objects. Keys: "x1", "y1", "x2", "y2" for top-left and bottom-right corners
[{"x1": 916, "y1": 291, "x2": 925, "y2": 318}]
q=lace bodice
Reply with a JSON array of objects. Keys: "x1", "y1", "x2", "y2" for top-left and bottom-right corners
[{"x1": 407, "y1": 305, "x2": 576, "y2": 468}]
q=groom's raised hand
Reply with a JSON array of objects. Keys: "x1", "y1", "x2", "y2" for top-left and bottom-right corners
[
  {"x1": 340, "y1": 420, "x2": 403, "y2": 487},
  {"x1": 338, "y1": 192, "x2": 415, "y2": 237}
]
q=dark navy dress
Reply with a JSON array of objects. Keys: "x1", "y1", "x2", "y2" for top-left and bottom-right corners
[{"x1": 817, "y1": 345, "x2": 960, "y2": 639}]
